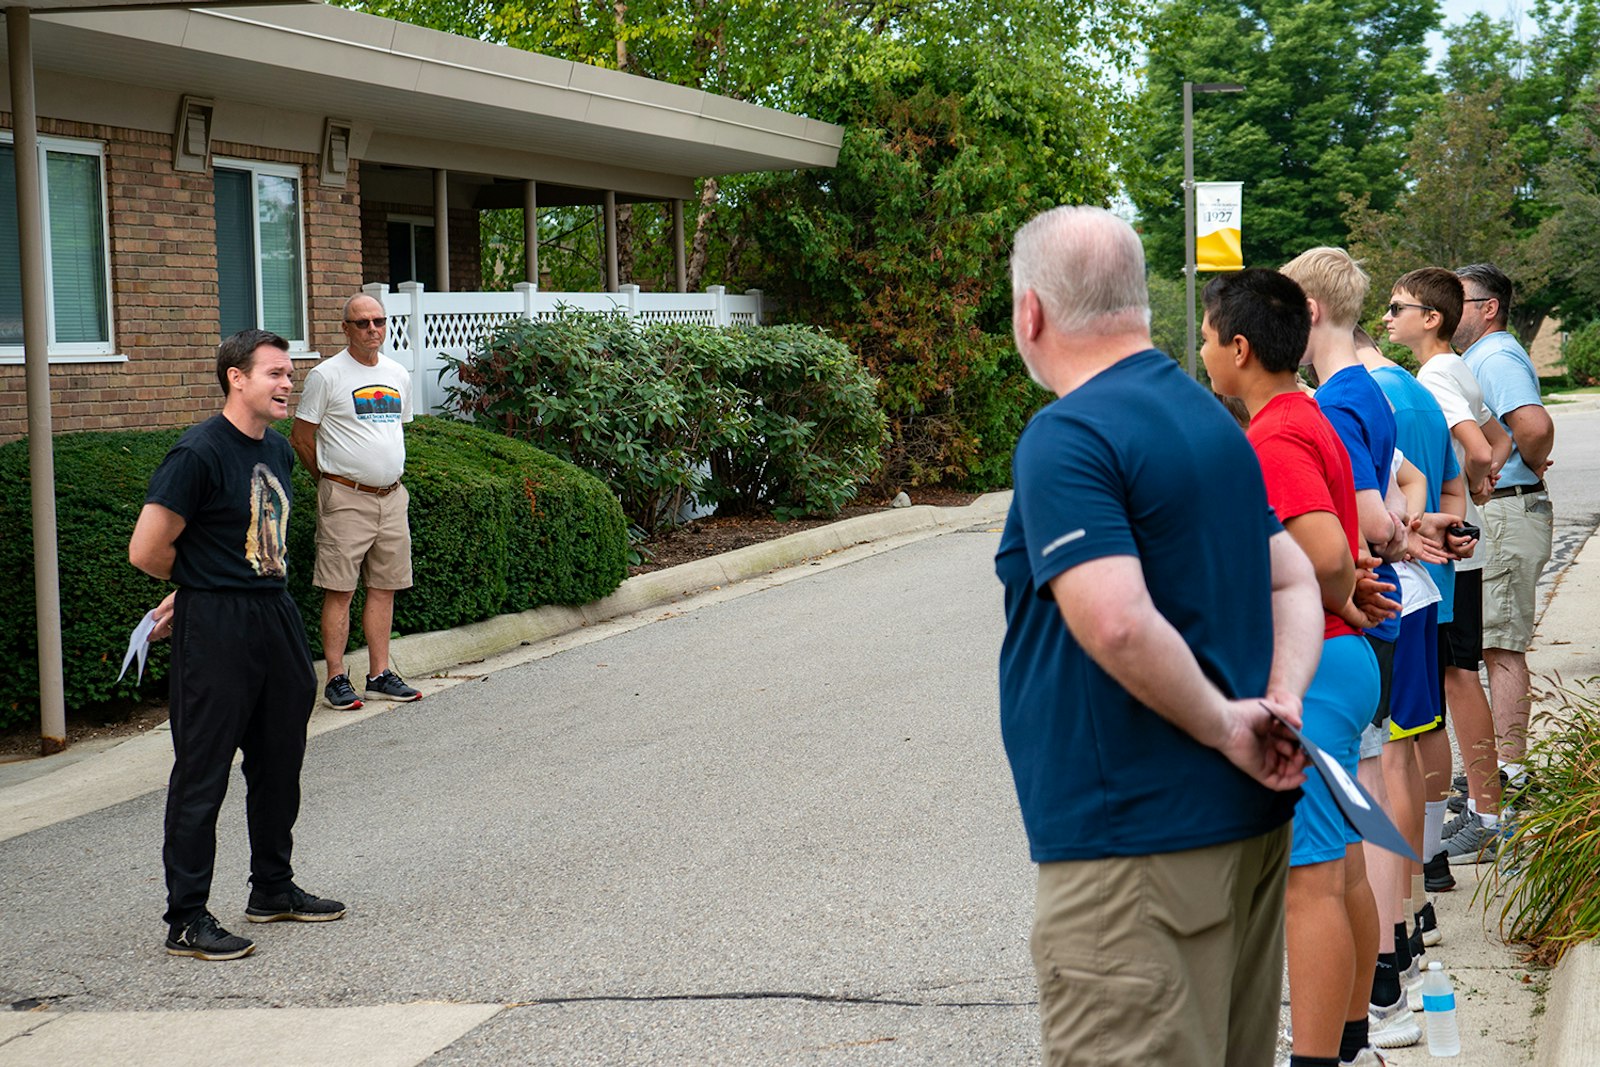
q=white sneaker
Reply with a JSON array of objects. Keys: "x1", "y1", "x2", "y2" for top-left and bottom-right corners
[
  {"x1": 1402, "y1": 959, "x2": 1423, "y2": 1008},
  {"x1": 1369, "y1": 990, "x2": 1423, "y2": 1047},
  {"x1": 1341, "y1": 1046, "x2": 1388, "y2": 1067}
]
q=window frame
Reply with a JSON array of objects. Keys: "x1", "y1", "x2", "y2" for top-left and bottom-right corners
[
  {"x1": 212, "y1": 156, "x2": 310, "y2": 351},
  {"x1": 387, "y1": 213, "x2": 435, "y2": 289},
  {"x1": 0, "y1": 132, "x2": 119, "y2": 364}
]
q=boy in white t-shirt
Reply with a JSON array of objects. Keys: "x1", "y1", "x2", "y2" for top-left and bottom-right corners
[{"x1": 1406, "y1": 280, "x2": 1514, "y2": 869}]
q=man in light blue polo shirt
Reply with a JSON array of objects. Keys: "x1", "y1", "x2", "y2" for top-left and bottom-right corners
[{"x1": 1454, "y1": 263, "x2": 1554, "y2": 803}]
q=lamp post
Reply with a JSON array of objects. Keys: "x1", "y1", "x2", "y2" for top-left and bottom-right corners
[{"x1": 1183, "y1": 81, "x2": 1244, "y2": 379}]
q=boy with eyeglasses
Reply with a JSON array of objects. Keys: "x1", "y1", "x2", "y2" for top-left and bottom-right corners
[{"x1": 291, "y1": 292, "x2": 423, "y2": 709}]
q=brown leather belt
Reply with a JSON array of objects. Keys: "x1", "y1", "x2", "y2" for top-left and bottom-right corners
[
  {"x1": 321, "y1": 473, "x2": 401, "y2": 496},
  {"x1": 1490, "y1": 479, "x2": 1545, "y2": 500}
]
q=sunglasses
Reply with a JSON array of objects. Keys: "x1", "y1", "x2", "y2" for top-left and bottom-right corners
[
  {"x1": 1385, "y1": 302, "x2": 1435, "y2": 316},
  {"x1": 344, "y1": 316, "x2": 387, "y2": 330}
]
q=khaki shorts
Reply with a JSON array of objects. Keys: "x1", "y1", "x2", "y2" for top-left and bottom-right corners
[
  {"x1": 1032, "y1": 824, "x2": 1290, "y2": 1066},
  {"x1": 1481, "y1": 492, "x2": 1553, "y2": 652},
  {"x1": 313, "y1": 478, "x2": 414, "y2": 592}
]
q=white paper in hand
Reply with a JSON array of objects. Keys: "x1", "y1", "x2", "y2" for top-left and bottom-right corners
[
  {"x1": 118, "y1": 609, "x2": 159, "y2": 684},
  {"x1": 1269, "y1": 710, "x2": 1419, "y2": 862}
]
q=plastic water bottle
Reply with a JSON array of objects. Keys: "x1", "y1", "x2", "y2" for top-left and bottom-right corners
[{"x1": 1422, "y1": 960, "x2": 1461, "y2": 1056}]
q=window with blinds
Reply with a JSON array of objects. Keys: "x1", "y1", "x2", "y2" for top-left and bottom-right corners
[
  {"x1": 0, "y1": 136, "x2": 114, "y2": 356},
  {"x1": 214, "y1": 161, "x2": 306, "y2": 345}
]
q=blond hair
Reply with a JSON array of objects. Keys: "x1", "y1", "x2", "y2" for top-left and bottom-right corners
[{"x1": 1280, "y1": 247, "x2": 1369, "y2": 328}]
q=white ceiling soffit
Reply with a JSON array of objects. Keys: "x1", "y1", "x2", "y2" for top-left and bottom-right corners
[{"x1": 22, "y1": 3, "x2": 843, "y2": 178}]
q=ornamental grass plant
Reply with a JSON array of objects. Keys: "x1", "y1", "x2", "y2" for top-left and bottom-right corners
[{"x1": 1484, "y1": 675, "x2": 1600, "y2": 966}]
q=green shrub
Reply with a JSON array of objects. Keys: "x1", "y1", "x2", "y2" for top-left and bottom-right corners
[
  {"x1": 1486, "y1": 677, "x2": 1600, "y2": 966},
  {"x1": 0, "y1": 417, "x2": 626, "y2": 728},
  {"x1": 447, "y1": 312, "x2": 746, "y2": 533},
  {"x1": 703, "y1": 324, "x2": 888, "y2": 517},
  {"x1": 445, "y1": 312, "x2": 888, "y2": 528},
  {"x1": 1560, "y1": 322, "x2": 1600, "y2": 386}
]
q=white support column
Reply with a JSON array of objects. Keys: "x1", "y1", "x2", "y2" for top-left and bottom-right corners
[
  {"x1": 746, "y1": 288, "x2": 764, "y2": 326},
  {"x1": 514, "y1": 281, "x2": 537, "y2": 322},
  {"x1": 362, "y1": 282, "x2": 390, "y2": 354},
  {"x1": 398, "y1": 281, "x2": 426, "y2": 409},
  {"x1": 602, "y1": 190, "x2": 618, "y2": 293},
  {"x1": 708, "y1": 284, "x2": 727, "y2": 327},
  {"x1": 672, "y1": 198, "x2": 687, "y2": 293},
  {"x1": 619, "y1": 283, "x2": 640, "y2": 320},
  {"x1": 523, "y1": 180, "x2": 539, "y2": 288},
  {"x1": 433, "y1": 169, "x2": 450, "y2": 293}
]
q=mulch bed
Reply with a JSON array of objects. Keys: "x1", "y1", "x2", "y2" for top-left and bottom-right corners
[
  {"x1": 628, "y1": 487, "x2": 979, "y2": 575},
  {"x1": 0, "y1": 487, "x2": 983, "y2": 760}
]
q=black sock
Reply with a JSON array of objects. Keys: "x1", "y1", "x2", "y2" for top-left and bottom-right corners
[
  {"x1": 1340, "y1": 1017, "x2": 1370, "y2": 1062},
  {"x1": 1394, "y1": 921, "x2": 1413, "y2": 971},
  {"x1": 1289, "y1": 1057, "x2": 1339, "y2": 1067},
  {"x1": 1373, "y1": 952, "x2": 1401, "y2": 1005}
]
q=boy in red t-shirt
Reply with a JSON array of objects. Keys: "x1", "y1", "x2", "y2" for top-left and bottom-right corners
[{"x1": 1203, "y1": 268, "x2": 1403, "y2": 1067}]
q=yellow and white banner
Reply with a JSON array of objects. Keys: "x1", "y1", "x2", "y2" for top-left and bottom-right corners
[{"x1": 1195, "y1": 181, "x2": 1244, "y2": 272}]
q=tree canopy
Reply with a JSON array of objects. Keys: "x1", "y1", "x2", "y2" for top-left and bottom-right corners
[{"x1": 1127, "y1": 0, "x2": 1440, "y2": 275}]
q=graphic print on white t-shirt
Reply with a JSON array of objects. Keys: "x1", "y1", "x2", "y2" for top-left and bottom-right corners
[{"x1": 351, "y1": 383, "x2": 405, "y2": 424}]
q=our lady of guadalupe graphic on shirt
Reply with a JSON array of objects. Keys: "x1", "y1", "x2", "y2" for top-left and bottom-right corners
[
  {"x1": 247, "y1": 462, "x2": 290, "y2": 578},
  {"x1": 352, "y1": 384, "x2": 404, "y2": 423}
]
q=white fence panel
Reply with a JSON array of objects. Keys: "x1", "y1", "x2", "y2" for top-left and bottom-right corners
[{"x1": 364, "y1": 282, "x2": 764, "y2": 415}]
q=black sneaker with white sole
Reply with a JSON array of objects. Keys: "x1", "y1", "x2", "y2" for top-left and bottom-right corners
[
  {"x1": 365, "y1": 668, "x2": 421, "y2": 702},
  {"x1": 246, "y1": 884, "x2": 348, "y2": 923},
  {"x1": 166, "y1": 911, "x2": 255, "y2": 960},
  {"x1": 1423, "y1": 849, "x2": 1455, "y2": 892}
]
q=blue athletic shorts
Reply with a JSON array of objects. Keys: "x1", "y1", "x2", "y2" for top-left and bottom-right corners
[
  {"x1": 1290, "y1": 634, "x2": 1381, "y2": 868},
  {"x1": 1390, "y1": 603, "x2": 1442, "y2": 739}
]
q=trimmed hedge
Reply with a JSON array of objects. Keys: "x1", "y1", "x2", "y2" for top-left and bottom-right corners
[{"x1": 0, "y1": 416, "x2": 627, "y2": 728}]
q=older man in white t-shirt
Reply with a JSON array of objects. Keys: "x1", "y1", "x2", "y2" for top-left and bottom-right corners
[
  {"x1": 291, "y1": 293, "x2": 421, "y2": 709},
  {"x1": 1415, "y1": 345, "x2": 1511, "y2": 869}
]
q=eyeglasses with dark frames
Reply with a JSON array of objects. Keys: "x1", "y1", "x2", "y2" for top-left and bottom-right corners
[
  {"x1": 1463, "y1": 297, "x2": 1494, "y2": 304},
  {"x1": 344, "y1": 316, "x2": 388, "y2": 330},
  {"x1": 1385, "y1": 302, "x2": 1435, "y2": 317}
]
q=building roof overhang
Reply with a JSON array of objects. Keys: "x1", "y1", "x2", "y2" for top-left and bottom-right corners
[{"x1": 0, "y1": 2, "x2": 842, "y2": 193}]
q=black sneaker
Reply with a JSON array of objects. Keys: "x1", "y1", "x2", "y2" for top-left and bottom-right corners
[
  {"x1": 365, "y1": 668, "x2": 421, "y2": 702},
  {"x1": 325, "y1": 673, "x2": 363, "y2": 710},
  {"x1": 166, "y1": 911, "x2": 255, "y2": 960},
  {"x1": 246, "y1": 884, "x2": 347, "y2": 923},
  {"x1": 1423, "y1": 849, "x2": 1456, "y2": 892},
  {"x1": 1414, "y1": 900, "x2": 1442, "y2": 947}
]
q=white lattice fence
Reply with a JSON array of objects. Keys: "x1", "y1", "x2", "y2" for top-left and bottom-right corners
[{"x1": 366, "y1": 282, "x2": 763, "y2": 414}]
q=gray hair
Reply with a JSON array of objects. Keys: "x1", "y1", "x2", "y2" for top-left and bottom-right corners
[
  {"x1": 342, "y1": 291, "x2": 381, "y2": 320},
  {"x1": 1010, "y1": 205, "x2": 1150, "y2": 334}
]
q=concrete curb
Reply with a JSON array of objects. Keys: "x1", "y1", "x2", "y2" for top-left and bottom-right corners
[
  {"x1": 0, "y1": 492, "x2": 1011, "y2": 844},
  {"x1": 1538, "y1": 943, "x2": 1600, "y2": 1066},
  {"x1": 1528, "y1": 531, "x2": 1600, "y2": 1065}
]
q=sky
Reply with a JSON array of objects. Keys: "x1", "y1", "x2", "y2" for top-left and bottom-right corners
[{"x1": 1432, "y1": 0, "x2": 1540, "y2": 66}]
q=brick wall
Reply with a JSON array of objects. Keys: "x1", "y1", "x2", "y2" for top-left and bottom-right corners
[
  {"x1": 0, "y1": 118, "x2": 361, "y2": 441},
  {"x1": 360, "y1": 200, "x2": 481, "y2": 293}
]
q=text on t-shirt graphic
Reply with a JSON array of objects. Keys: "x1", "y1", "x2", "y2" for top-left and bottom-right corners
[
  {"x1": 247, "y1": 463, "x2": 290, "y2": 578},
  {"x1": 351, "y1": 383, "x2": 404, "y2": 423}
]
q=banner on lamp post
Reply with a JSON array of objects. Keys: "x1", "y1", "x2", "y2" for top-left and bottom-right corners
[{"x1": 1195, "y1": 181, "x2": 1244, "y2": 272}]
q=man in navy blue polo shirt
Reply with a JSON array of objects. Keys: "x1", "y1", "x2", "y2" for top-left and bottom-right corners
[{"x1": 997, "y1": 206, "x2": 1324, "y2": 1066}]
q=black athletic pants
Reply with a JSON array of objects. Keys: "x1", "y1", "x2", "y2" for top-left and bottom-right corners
[{"x1": 163, "y1": 588, "x2": 317, "y2": 927}]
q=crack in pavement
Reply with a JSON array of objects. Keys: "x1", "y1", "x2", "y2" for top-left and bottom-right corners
[{"x1": 503, "y1": 990, "x2": 1036, "y2": 1010}]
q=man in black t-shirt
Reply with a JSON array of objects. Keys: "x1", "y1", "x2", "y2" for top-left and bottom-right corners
[{"x1": 130, "y1": 329, "x2": 346, "y2": 961}]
